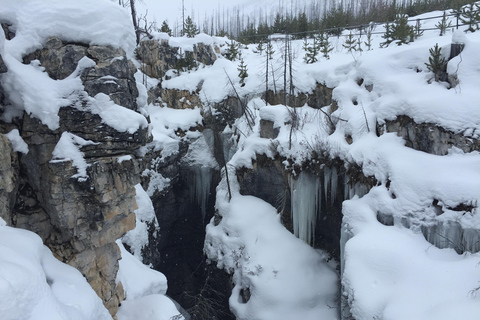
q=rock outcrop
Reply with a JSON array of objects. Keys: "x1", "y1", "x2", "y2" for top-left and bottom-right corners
[
  {"x1": 379, "y1": 115, "x2": 480, "y2": 155},
  {"x1": 1, "y1": 36, "x2": 148, "y2": 317},
  {"x1": 136, "y1": 39, "x2": 217, "y2": 79}
]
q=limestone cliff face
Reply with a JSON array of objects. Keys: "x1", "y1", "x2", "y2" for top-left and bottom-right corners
[{"x1": 0, "y1": 36, "x2": 148, "y2": 317}]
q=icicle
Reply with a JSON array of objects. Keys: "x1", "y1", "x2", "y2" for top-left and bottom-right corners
[
  {"x1": 324, "y1": 167, "x2": 330, "y2": 204},
  {"x1": 194, "y1": 166, "x2": 212, "y2": 221},
  {"x1": 331, "y1": 167, "x2": 338, "y2": 204},
  {"x1": 290, "y1": 172, "x2": 320, "y2": 245}
]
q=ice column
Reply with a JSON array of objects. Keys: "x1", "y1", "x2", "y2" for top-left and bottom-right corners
[
  {"x1": 194, "y1": 166, "x2": 212, "y2": 221},
  {"x1": 290, "y1": 172, "x2": 321, "y2": 245}
]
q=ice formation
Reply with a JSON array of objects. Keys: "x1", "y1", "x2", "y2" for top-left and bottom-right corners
[{"x1": 289, "y1": 172, "x2": 321, "y2": 245}]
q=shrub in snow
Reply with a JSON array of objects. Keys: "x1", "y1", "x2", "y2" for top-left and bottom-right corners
[
  {"x1": 237, "y1": 57, "x2": 248, "y2": 86},
  {"x1": 342, "y1": 32, "x2": 358, "y2": 53},
  {"x1": 425, "y1": 43, "x2": 448, "y2": 82},
  {"x1": 303, "y1": 37, "x2": 320, "y2": 64},
  {"x1": 224, "y1": 40, "x2": 240, "y2": 61},
  {"x1": 381, "y1": 14, "x2": 415, "y2": 47},
  {"x1": 160, "y1": 20, "x2": 172, "y2": 36},
  {"x1": 319, "y1": 32, "x2": 334, "y2": 59},
  {"x1": 436, "y1": 11, "x2": 452, "y2": 36},
  {"x1": 459, "y1": 2, "x2": 480, "y2": 33}
]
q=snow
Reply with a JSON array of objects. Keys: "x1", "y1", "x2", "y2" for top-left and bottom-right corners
[
  {"x1": 1, "y1": 55, "x2": 86, "y2": 130},
  {"x1": 205, "y1": 173, "x2": 339, "y2": 320},
  {"x1": 5, "y1": 128, "x2": 28, "y2": 154},
  {"x1": 193, "y1": 9, "x2": 480, "y2": 320},
  {"x1": 0, "y1": 224, "x2": 111, "y2": 320},
  {"x1": 0, "y1": 0, "x2": 135, "y2": 60},
  {"x1": 50, "y1": 132, "x2": 98, "y2": 181},
  {"x1": 117, "y1": 294, "x2": 184, "y2": 320},
  {"x1": 342, "y1": 194, "x2": 480, "y2": 320},
  {"x1": 87, "y1": 93, "x2": 148, "y2": 134},
  {"x1": 121, "y1": 184, "x2": 158, "y2": 260},
  {"x1": 116, "y1": 241, "x2": 167, "y2": 300}
]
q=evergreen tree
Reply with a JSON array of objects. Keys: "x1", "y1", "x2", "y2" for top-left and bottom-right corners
[
  {"x1": 216, "y1": 29, "x2": 229, "y2": 37},
  {"x1": 380, "y1": 22, "x2": 394, "y2": 48},
  {"x1": 303, "y1": 37, "x2": 320, "y2": 64},
  {"x1": 425, "y1": 43, "x2": 447, "y2": 82},
  {"x1": 272, "y1": 13, "x2": 286, "y2": 33},
  {"x1": 160, "y1": 20, "x2": 172, "y2": 36},
  {"x1": 342, "y1": 32, "x2": 357, "y2": 52},
  {"x1": 184, "y1": 16, "x2": 199, "y2": 38},
  {"x1": 414, "y1": 19, "x2": 424, "y2": 39},
  {"x1": 356, "y1": 37, "x2": 363, "y2": 52},
  {"x1": 381, "y1": 15, "x2": 415, "y2": 47},
  {"x1": 364, "y1": 25, "x2": 374, "y2": 51},
  {"x1": 175, "y1": 48, "x2": 197, "y2": 74},
  {"x1": 256, "y1": 41, "x2": 265, "y2": 55},
  {"x1": 436, "y1": 11, "x2": 452, "y2": 36},
  {"x1": 224, "y1": 40, "x2": 240, "y2": 61},
  {"x1": 297, "y1": 12, "x2": 309, "y2": 37},
  {"x1": 237, "y1": 57, "x2": 248, "y2": 86},
  {"x1": 319, "y1": 32, "x2": 333, "y2": 59},
  {"x1": 266, "y1": 41, "x2": 275, "y2": 60},
  {"x1": 459, "y1": 2, "x2": 480, "y2": 32}
]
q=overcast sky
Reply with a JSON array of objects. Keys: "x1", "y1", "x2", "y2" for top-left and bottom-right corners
[{"x1": 138, "y1": 0, "x2": 302, "y2": 26}]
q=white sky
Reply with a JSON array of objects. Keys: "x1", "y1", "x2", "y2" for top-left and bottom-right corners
[{"x1": 138, "y1": 0, "x2": 298, "y2": 27}]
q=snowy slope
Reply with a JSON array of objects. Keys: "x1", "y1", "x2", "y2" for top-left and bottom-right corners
[
  {"x1": 0, "y1": 219, "x2": 111, "y2": 320},
  {"x1": 155, "y1": 9, "x2": 480, "y2": 320}
]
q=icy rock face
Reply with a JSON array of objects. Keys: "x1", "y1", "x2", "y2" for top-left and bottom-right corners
[
  {"x1": 237, "y1": 155, "x2": 373, "y2": 259},
  {"x1": 380, "y1": 115, "x2": 480, "y2": 155},
  {"x1": 136, "y1": 39, "x2": 217, "y2": 79},
  {"x1": 0, "y1": 41, "x2": 148, "y2": 316}
]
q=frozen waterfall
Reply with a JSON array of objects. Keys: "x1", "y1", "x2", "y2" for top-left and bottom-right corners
[{"x1": 290, "y1": 172, "x2": 321, "y2": 245}]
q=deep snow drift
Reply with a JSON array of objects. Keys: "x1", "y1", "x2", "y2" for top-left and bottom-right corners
[{"x1": 0, "y1": 218, "x2": 111, "y2": 320}]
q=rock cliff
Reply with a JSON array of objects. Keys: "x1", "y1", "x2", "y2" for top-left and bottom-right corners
[{"x1": 0, "y1": 36, "x2": 148, "y2": 317}]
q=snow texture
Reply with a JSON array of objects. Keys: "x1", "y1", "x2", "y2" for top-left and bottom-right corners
[
  {"x1": 5, "y1": 128, "x2": 28, "y2": 154},
  {"x1": 0, "y1": 225, "x2": 111, "y2": 320},
  {"x1": 193, "y1": 9, "x2": 480, "y2": 320},
  {"x1": 116, "y1": 241, "x2": 167, "y2": 300},
  {"x1": 121, "y1": 184, "x2": 158, "y2": 260},
  {"x1": 50, "y1": 132, "x2": 97, "y2": 181},
  {"x1": 205, "y1": 173, "x2": 339, "y2": 320}
]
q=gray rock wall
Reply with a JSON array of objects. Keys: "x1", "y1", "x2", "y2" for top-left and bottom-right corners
[{"x1": 1, "y1": 36, "x2": 148, "y2": 317}]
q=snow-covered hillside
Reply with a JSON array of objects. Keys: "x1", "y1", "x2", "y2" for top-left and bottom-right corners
[
  {"x1": 144, "y1": 9, "x2": 480, "y2": 320},
  {"x1": 1, "y1": 0, "x2": 480, "y2": 320}
]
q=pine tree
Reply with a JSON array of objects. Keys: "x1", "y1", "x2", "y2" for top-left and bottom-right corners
[
  {"x1": 160, "y1": 20, "x2": 172, "y2": 36},
  {"x1": 381, "y1": 15, "x2": 415, "y2": 47},
  {"x1": 342, "y1": 32, "x2": 357, "y2": 52},
  {"x1": 303, "y1": 37, "x2": 320, "y2": 64},
  {"x1": 224, "y1": 40, "x2": 240, "y2": 61},
  {"x1": 414, "y1": 19, "x2": 424, "y2": 39},
  {"x1": 459, "y1": 2, "x2": 480, "y2": 33},
  {"x1": 237, "y1": 57, "x2": 248, "y2": 86},
  {"x1": 425, "y1": 43, "x2": 447, "y2": 82},
  {"x1": 436, "y1": 11, "x2": 452, "y2": 36},
  {"x1": 184, "y1": 16, "x2": 199, "y2": 38},
  {"x1": 319, "y1": 32, "x2": 333, "y2": 59},
  {"x1": 364, "y1": 27, "x2": 373, "y2": 51},
  {"x1": 266, "y1": 41, "x2": 275, "y2": 60},
  {"x1": 256, "y1": 41, "x2": 265, "y2": 55},
  {"x1": 380, "y1": 22, "x2": 393, "y2": 47},
  {"x1": 356, "y1": 37, "x2": 363, "y2": 52}
]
